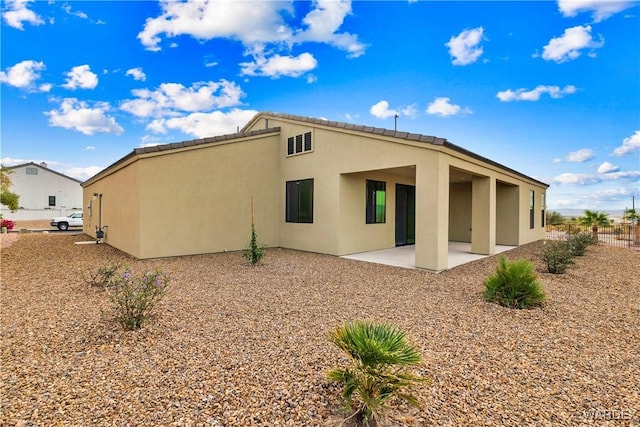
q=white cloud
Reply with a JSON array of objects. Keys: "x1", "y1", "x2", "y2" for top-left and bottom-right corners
[
  {"x1": 240, "y1": 52, "x2": 318, "y2": 78},
  {"x1": 557, "y1": 0, "x2": 632, "y2": 22},
  {"x1": 138, "y1": 1, "x2": 293, "y2": 51},
  {"x1": 401, "y1": 104, "x2": 419, "y2": 119},
  {"x1": 125, "y1": 67, "x2": 147, "y2": 82},
  {"x1": 370, "y1": 100, "x2": 422, "y2": 120},
  {"x1": 567, "y1": 148, "x2": 595, "y2": 162},
  {"x1": 146, "y1": 108, "x2": 258, "y2": 138},
  {"x1": 550, "y1": 187, "x2": 635, "y2": 209},
  {"x1": 370, "y1": 101, "x2": 398, "y2": 119},
  {"x1": 551, "y1": 170, "x2": 640, "y2": 185},
  {"x1": 63, "y1": 4, "x2": 88, "y2": 19},
  {"x1": 497, "y1": 85, "x2": 577, "y2": 102},
  {"x1": 541, "y1": 25, "x2": 604, "y2": 63},
  {"x1": 2, "y1": 0, "x2": 44, "y2": 30},
  {"x1": 62, "y1": 65, "x2": 98, "y2": 90},
  {"x1": 45, "y1": 98, "x2": 124, "y2": 135},
  {"x1": 612, "y1": 130, "x2": 640, "y2": 156},
  {"x1": 0, "y1": 60, "x2": 45, "y2": 89},
  {"x1": 445, "y1": 27, "x2": 485, "y2": 66},
  {"x1": 137, "y1": 0, "x2": 365, "y2": 73},
  {"x1": 39, "y1": 83, "x2": 52, "y2": 92},
  {"x1": 62, "y1": 166, "x2": 104, "y2": 182},
  {"x1": 294, "y1": 0, "x2": 366, "y2": 58},
  {"x1": 597, "y1": 161, "x2": 620, "y2": 174},
  {"x1": 120, "y1": 80, "x2": 244, "y2": 118},
  {"x1": 426, "y1": 97, "x2": 471, "y2": 117}
]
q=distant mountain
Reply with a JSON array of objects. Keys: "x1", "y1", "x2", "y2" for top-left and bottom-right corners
[{"x1": 549, "y1": 209, "x2": 625, "y2": 220}]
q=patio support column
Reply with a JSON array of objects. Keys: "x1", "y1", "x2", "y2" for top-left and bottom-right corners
[
  {"x1": 415, "y1": 157, "x2": 449, "y2": 271},
  {"x1": 471, "y1": 175, "x2": 496, "y2": 255}
]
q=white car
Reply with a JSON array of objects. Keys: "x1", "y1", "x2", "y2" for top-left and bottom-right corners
[{"x1": 51, "y1": 212, "x2": 83, "y2": 231}]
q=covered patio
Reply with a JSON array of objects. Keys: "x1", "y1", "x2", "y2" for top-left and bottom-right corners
[{"x1": 341, "y1": 242, "x2": 517, "y2": 270}]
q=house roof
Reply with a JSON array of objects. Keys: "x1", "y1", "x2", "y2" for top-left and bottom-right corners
[
  {"x1": 82, "y1": 127, "x2": 281, "y2": 186},
  {"x1": 6, "y1": 162, "x2": 83, "y2": 184},
  {"x1": 245, "y1": 112, "x2": 549, "y2": 188},
  {"x1": 83, "y1": 112, "x2": 549, "y2": 189}
]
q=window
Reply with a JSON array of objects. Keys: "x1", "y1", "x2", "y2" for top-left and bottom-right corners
[
  {"x1": 26, "y1": 167, "x2": 38, "y2": 175},
  {"x1": 287, "y1": 131, "x2": 313, "y2": 155},
  {"x1": 541, "y1": 193, "x2": 546, "y2": 227},
  {"x1": 366, "y1": 180, "x2": 386, "y2": 224},
  {"x1": 286, "y1": 179, "x2": 314, "y2": 223},
  {"x1": 304, "y1": 132, "x2": 312, "y2": 151},
  {"x1": 529, "y1": 190, "x2": 535, "y2": 229},
  {"x1": 287, "y1": 137, "x2": 294, "y2": 155},
  {"x1": 48, "y1": 196, "x2": 56, "y2": 207}
]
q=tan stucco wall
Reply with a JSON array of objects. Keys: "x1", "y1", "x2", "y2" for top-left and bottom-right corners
[
  {"x1": 338, "y1": 170, "x2": 416, "y2": 255},
  {"x1": 449, "y1": 182, "x2": 471, "y2": 242},
  {"x1": 496, "y1": 182, "x2": 520, "y2": 245},
  {"x1": 83, "y1": 134, "x2": 281, "y2": 259},
  {"x1": 136, "y1": 135, "x2": 281, "y2": 259},
  {"x1": 83, "y1": 161, "x2": 142, "y2": 257}
]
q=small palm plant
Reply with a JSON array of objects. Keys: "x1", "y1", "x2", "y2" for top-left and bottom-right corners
[
  {"x1": 578, "y1": 209, "x2": 611, "y2": 236},
  {"x1": 327, "y1": 321, "x2": 427, "y2": 427},
  {"x1": 484, "y1": 256, "x2": 546, "y2": 309}
]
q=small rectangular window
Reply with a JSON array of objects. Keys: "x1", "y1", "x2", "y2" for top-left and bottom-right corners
[
  {"x1": 366, "y1": 180, "x2": 386, "y2": 224},
  {"x1": 295, "y1": 135, "x2": 303, "y2": 153},
  {"x1": 287, "y1": 137, "x2": 294, "y2": 155},
  {"x1": 286, "y1": 179, "x2": 314, "y2": 223},
  {"x1": 541, "y1": 193, "x2": 546, "y2": 227},
  {"x1": 304, "y1": 132, "x2": 312, "y2": 151},
  {"x1": 26, "y1": 167, "x2": 38, "y2": 175},
  {"x1": 529, "y1": 190, "x2": 535, "y2": 229},
  {"x1": 48, "y1": 196, "x2": 56, "y2": 207}
]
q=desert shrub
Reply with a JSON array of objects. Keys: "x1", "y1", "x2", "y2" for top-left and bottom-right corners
[
  {"x1": 82, "y1": 262, "x2": 123, "y2": 288},
  {"x1": 566, "y1": 232, "x2": 598, "y2": 256},
  {"x1": 242, "y1": 223, "x2": 266, "y2": 266},
  {"x1": 484, "y1": 256, "x2": 546, "y2": 309},
  {"x1": 106, "y1": 268, "x2": 170, "y2": 330},
  {"x1": 541, "y1": 241, "x2": 574, "y2": 274},
  {"x1": 327, "y1": 320, "x2": 427, "y2": 427}
]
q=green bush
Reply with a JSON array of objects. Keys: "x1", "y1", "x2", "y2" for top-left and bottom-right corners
[
  {"x1": 541, "y1": 241, "x2": 574, "y2": 274},
  {"x1": 566, "y1": 232, "x2": 598, "y2": 256},
  {"x1": 327, "y1": 321, "x2": 427, "y2": 427},
  {"x1": 484, "y1": 256, "x2": 546, "y2": 309},
  {"x1": 106, "y1": 267, "x2": 170, "y2": 330},
  {"x1": 242, "y1": 223, "x2": 266, "y2": 266}
]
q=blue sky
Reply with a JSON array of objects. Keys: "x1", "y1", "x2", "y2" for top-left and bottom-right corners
[{"x1": 1, "y1": 0, "x2": 639, "y2": 210}]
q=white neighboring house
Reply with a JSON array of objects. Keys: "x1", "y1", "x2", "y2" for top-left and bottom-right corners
[{"x1": 1, "y1": 162, "x2": 83, "y2": 220}]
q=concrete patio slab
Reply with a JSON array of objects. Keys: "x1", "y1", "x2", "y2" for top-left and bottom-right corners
[{"x1": 341, "y1": 242, "x2": 517, "y2": 270}]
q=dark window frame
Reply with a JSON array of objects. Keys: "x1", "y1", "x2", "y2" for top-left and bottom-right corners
[
  {"x1": 286, "y1": 179, "x2": 314, "y2": 223},
  {"x1": 287, "y1": 137, "x2": 294, "y2": 155},
  {"x1": 48, "y1": 196, "x2": 56, "y2": 207},
  {"x1": 26, "y1": 167, "x2": 38, "y2": 175},
  {"x1": 287, "y1": 131, "x2": 313, "y2": 156},
  {"x1": 366, "y1": 180, "x2": 386, "y2": 224},
  {"x1": 529, "y1": 190, "x2": 535, "y2": 229}
]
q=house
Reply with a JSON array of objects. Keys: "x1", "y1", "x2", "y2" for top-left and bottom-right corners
[
  {"x1": 82, "y1": 112, "x2": 549, "y2": 271},
  {"x1": 3, "y1": 162, "x2": 83, "y2": 212}
]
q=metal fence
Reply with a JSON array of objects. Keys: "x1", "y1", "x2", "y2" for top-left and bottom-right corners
[{"x1": 546, "y1": 223, "x2": 640, "y2": 251}]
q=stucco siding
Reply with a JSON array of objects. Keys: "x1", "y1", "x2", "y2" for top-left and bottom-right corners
[
  {"x1": 8, "y1": 164, "x2": 82, "y2": 210},
  {"x1": 136, "y1": 135, "x2": 281, "y2": 259},
  {"x1": 449, "y1": 182, "x2": 472, "y2": 242},
  {"x1": 83, "y1": 161, "x2": 142, "y2": 257}
]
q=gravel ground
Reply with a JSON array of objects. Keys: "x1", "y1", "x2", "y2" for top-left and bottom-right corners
[{"x1": 1, "y1": 234, "x2": 638, "y2": 426}]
